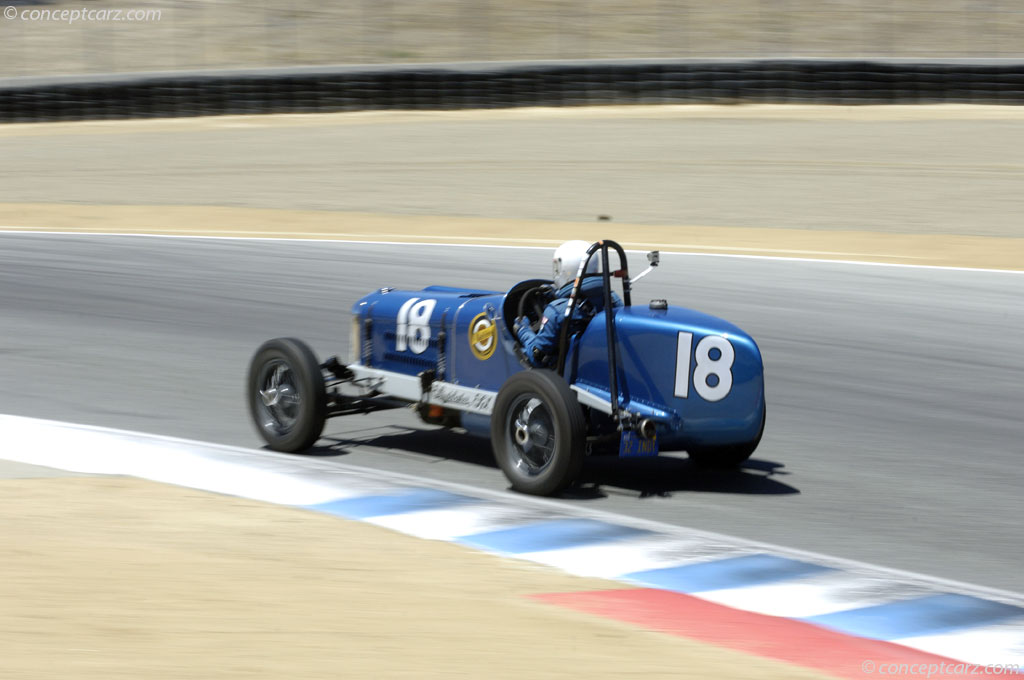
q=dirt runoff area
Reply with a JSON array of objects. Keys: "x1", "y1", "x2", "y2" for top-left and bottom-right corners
[
  {"x1": 1, "y1": 202, "x2": 1023, "y2": 271},
  {"x1": 0, "y1": 475, "x2": 836, "y2": 680}
]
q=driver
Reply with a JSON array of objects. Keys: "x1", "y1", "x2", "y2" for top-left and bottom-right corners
[{"x1": 514, "y1": 240, "x2": 621, "y2": 366}]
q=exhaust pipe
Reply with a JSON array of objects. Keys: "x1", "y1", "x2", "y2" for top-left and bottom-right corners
[{"x1": 637, "y1": 418, "x2": 657, "y2": 440}]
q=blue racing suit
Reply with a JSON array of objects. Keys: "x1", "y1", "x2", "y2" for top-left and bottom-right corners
[{"x1": 515, "y1": 278, "x2": 622, "y2": 366}]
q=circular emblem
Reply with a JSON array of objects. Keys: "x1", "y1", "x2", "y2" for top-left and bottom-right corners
[{"x1": 469, "y1": 312, "x2": 497, "y2": 360}]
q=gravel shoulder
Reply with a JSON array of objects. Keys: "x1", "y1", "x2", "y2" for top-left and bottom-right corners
[
  {"x1": 2, "y1": 202, "x2": 1022, "y2": 271},
  {"x1": 2, "y1": 105, "x2": 1024, "y2": 239},
  {"x1": 0, "y1": 476, "x2": 835, "y2": 680}
]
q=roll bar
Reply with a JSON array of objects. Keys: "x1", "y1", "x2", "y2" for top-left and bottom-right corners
[{"x1": 554, "y1": 240, "x2": 631, "y2": 422}]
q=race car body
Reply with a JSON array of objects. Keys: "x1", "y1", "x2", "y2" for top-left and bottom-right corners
[
  {"x1": 348, "y1": 285, "x2": 514, "y2": 406},
  {"x1": 247, "y1": 241, "x2": 766, "y2": 495}
]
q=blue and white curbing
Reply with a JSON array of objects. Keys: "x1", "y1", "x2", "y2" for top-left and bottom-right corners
[{"x1": 3, "y1": 414, "x2": 1022, "y2": 667}]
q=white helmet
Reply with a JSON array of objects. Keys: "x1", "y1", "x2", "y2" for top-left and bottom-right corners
[{"x1": 552, "y1": 240, "x2": 598, "y2": 290}]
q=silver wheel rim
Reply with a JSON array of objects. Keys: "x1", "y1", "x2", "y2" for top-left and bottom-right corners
[
  {"x1": 256, "y1": 359, "x2": 301, "y2": 436},
  {"x1": 506, "y1": 393, "x2": 555, "y2": 476}
]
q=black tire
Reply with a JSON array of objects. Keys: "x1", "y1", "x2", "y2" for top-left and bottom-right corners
[
  {"x1": 491, "y1": 370, "x2": 586, "y2": 496},
  {"x1": 247, "y1": 337, "x2": 327, "y2": 452},
  {"x1": 688, "y1": 403, "x2": 766, "y2": 469}
]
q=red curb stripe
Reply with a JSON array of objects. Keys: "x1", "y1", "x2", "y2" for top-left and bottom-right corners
[{"x1": 533, "y1": 588, "x2": 978, "y2": 679}]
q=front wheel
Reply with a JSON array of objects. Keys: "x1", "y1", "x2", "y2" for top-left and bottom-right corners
[
  {"x1": 247, "y1": 337, "x2": 327, "y2": 452},
  {"x1": 491, "y1": 370, "x2": 586, "y2": 496}
]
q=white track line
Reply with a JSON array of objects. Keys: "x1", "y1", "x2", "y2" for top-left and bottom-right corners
[
  {"x1": 1, "y1": 228, "x2": 1022, "y2": 275},
  {"x1": 515, "y1": 534, "x2": 747, "y2": 579},
  {"x1": 696, "y1": 571, "x2": 939, "y2": 619},
  {"x1": 894, "y1": 622, "x2": 1024, "y2": 667}
]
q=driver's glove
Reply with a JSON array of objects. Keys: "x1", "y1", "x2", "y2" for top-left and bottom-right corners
[{"x1": 514, "y1": 316, "x2": 533, "y2": 345}]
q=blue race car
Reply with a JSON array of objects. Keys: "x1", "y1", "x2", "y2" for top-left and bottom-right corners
[{"x1": 247, "y1": 240, "x2": 766, "y2": 496}]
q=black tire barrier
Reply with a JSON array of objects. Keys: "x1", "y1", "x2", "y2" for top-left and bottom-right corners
[{"x1": 2, "y1": 59, "x2": 1024, "y2": 123}]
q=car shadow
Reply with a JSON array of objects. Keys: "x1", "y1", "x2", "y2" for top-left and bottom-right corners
[
  {"x1": 310, "y1": 427, "x2": 502, "y2": 466},
  {"x1": 291, "y1": 426, "x2": 799, "y2": 499},
  {"x1": 572, "y1": 455, "x2": 799, "y2": 500}
]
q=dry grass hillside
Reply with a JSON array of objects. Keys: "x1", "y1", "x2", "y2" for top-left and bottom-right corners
[{"x1": 0, "y1": 0, "x2": 1020, "y2": 78}]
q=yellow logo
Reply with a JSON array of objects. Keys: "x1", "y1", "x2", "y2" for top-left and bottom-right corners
[{"x1": 469, "y1": 312, "x2": 497, "y2": 360}]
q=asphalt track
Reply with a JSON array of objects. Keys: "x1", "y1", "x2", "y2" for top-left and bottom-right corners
[{"x1": 1, "y1": 233, "x2": 1021, "y2": 593}]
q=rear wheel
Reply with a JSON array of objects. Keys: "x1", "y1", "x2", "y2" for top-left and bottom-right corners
[
  {"x1": 247, "y1": 337, "x2": 327, "y2": 452},
  {"x1": 491, "y1": 370, "x2": 585, "y2": 496}
]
